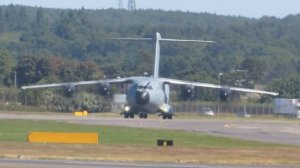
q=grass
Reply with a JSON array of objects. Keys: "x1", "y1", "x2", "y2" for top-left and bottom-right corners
[
  {"x1": 0, "y1": 119, "x2": 300, "y2": 165},
  {"x1": 0, "y1": 119, "x2": 286, "y2": 148}
]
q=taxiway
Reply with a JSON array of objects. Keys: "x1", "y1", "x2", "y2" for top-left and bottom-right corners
[{"x1": 0, "y1": 158, "x2": 297, "y2": 168}]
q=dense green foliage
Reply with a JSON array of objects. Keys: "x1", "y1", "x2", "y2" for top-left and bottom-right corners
[
  {"x1": 268, "y1": 74, "x2": 300, "y2": 98},
  {"x1": 0, "y1": 4, "x2": 300, "y2": 110}
]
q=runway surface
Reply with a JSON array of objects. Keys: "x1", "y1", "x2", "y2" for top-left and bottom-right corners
[
  {"x1": 0, "y1": 158, "x2": 297, "y2": 168},
  {"x1": 0, "y1": 113, "x2": 300, "y2": 145}
]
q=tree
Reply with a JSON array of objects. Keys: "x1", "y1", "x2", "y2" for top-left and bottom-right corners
[
  {"x1": 35, "y1": 57, "x2": 51, "y2": 80},
  {"x1": 60, "y1": 59, "x2": 78, "y2": 82},
  {"x1": 0, "y1": 50, "x2": 15, "y2": 86},
  {"x1": 75, "y1": 60, "x2": 103, "y2": 80},
  {"x1": 5, "y1": 4, "x2": 18, "y2": 30},
  {"x1": 35, "y1": 8, "x2": 45, "y2": 28},
  {"x1": 240, "y1": 58, "x2": 266, "y2": 84},
  {"x1": 0, "y1": 6, "x2": 5, "y2": 32},
  {"x1": 54, "y1": 11, "x2": 76, "y2": 40},
  {"x1": 15, "y1": 55, "x2": 40, "y2": 86},
  {"x1": 46, "y1": 56, "x2": 65, "y2": 78},
  {"x1": 1, "y1": 6, "x2": 300, "y2": 90},
  {"x1": 135, "y1": 50, "x2": 153, "y2": 76},
  {"x1": 16, "y1": 7, "x2": 30, "y2": 31},
  {"x1": 268, "y1": 74, "x2": 300, "y2": 98}
]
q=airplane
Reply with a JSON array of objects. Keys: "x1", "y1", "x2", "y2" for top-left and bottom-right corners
[{"x1": 22, "y1": 32, "x2": 279, "y2": 119}]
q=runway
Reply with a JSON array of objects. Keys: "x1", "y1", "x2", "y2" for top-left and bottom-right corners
[
  {"x1": 0, "y1": 158, "x2": 297, "y2": 168},
  {"x1": 0, "y1": 113, "x2": 300, "y2": 146}
]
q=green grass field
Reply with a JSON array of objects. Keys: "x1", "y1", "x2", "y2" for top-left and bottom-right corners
[
  {"x1": 1, "y1": 119, "x2": 300, "y2": 165},
  {"x1": 0, "y1": 119, "x2": 286, "y2": 148}
]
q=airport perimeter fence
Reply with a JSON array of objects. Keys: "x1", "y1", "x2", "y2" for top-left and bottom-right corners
[
  {"x1": 0, "y1": 89, "x2": 297, "y2": 119},
  {"x1": 170, "y1": 101, "x2": 278, "y2": 118},
  {"x1": 112, "y1": 101, "x2": 292, "y2": 118}
]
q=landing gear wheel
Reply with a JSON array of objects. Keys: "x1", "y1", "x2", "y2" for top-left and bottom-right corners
[
  {"x1": 124, "y1": 112, "x2": 134, "y2": 119},
  {"x1": 139, "y1": 113, "x2": 148, "y2": 119},
  {"x1": 162, "y1": 115, "x2": 167, "y2": 120},
  {"x1": 162, "y1": 114, "x2": 173, "y2": 120}
]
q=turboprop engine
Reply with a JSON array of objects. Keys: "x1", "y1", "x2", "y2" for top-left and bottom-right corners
[
  {"x1": 219, "y1": 88, "x2": 231, "y2": 101},
  {"x1": 64, "y1": 84, "x2": 75, "y2": 97},
  {"x1": 98, "y1": 83, "x2": 110, "y2": 96},
  {"x1": 180, "y1": 85, "x2": 195, "y2": 100}
]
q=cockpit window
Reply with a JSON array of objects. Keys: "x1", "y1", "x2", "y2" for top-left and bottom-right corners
[{"x1": 137, "y1": 85, "x2": 153, "y2": 90}]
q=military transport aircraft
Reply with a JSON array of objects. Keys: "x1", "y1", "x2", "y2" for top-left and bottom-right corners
[{"x1": 22, "y1": 32, "x2": 278, "y2": 119}]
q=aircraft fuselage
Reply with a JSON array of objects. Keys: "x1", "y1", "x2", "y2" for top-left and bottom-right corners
[{"x1": 125, "y1": 77, "x2": 170, "y2": 115}]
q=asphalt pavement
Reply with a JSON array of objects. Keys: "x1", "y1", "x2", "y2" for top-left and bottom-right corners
[{"x1": 0, "y1": 158, "x2": 297, "y2": 168}]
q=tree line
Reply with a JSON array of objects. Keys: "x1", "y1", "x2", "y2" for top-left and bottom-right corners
[{"x1": 0, "y1": 4, "x2": 300, "y2": 112}]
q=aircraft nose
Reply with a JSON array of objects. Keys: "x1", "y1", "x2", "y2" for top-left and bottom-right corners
[{"x1": 135, "y1": 90, "x2": 150, "y2": 105}]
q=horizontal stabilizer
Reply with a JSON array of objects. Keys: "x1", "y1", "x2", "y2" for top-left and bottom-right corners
[
  {"x1": 160, "y1": 38, "x2": 215, "y2": 43},
  {"x1": 107, "y1": 37, "x2": 152, "y2": 40}
]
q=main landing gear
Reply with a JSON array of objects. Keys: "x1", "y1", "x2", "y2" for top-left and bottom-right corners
[
  {"x1": 123, "y1": 112, "x2": 134, "y2": 119},
  {"x1": 121, "y1": 112, "x2": 173, "y2": 120},
  {"x1": 162, "y1": 113, "x2": 173, "y2": 120},
  {"x1": 122, "y1": 112, "x2": 148, "y2": 119}
]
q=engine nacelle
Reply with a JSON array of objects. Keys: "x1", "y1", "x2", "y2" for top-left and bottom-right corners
[
  {"x1": 180, "y1": 85, "x2": 195, "y2": 100},
  {"x1": 64, "y1": 84, "x2": 75, "y2": 97},
  {"x1": 98, "y1": 83, "x2": 110, "y2": 96},
  {"x1": 219, "y1": 88, "x2": 231, "y2": 101}
]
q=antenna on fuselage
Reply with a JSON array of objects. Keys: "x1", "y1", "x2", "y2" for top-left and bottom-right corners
[{"x1": 108, "y1": 32, "x2": 215, "y2": 78}]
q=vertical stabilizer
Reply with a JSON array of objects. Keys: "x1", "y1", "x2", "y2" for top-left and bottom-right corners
[
  {"x1": 154, "y1": 32, "x2": 161, "y2": 78},
  {"x1": 108, "y1": 32, "x2": 214, "y2": 78}
]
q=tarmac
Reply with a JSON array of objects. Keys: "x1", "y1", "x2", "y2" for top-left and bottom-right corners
[{"x1": 0, "y1": 158, "x2": 298, "y2": 168}]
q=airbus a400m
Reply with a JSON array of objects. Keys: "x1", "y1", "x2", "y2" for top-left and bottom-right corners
[{"x1": 22, "y1": 32, "x2": 278, "y2": 119}]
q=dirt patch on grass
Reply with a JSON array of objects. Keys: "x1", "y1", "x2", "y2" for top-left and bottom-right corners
[{"x1": 0, "y1": 142, "x2": 300, "y2": 166}]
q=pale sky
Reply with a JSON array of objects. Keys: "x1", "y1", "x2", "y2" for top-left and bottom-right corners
[{"x1": 1, "y1": 0, "x2": 299, "y2": 18}]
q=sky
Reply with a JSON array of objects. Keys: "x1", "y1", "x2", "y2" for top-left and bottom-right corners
[{"x1": 0, "y1": 0, "x2": 299, "y2": 18}]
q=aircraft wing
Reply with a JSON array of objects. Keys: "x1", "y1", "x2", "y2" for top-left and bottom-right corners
[
  {"x1": 161, "y1": 78, "x2": 279, "y2": 96},
  {"x1": 21, "y1": 77, "x2": 133, "y2": 90}
]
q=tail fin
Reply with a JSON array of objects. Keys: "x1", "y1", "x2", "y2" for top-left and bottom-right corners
[
  {"x1": 108, "y1": 32, "x2": 215, "y2": 78},
  {"x1": 153, "y1": 32, "x2": 215, "y2": 78},
  {"x1": 154, "y1": 32, "x2": 161, "y2": 77}
]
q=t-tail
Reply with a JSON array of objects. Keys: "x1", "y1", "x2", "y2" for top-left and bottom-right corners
[
  {"x1": 153, "y1": 32, "x2": 215, "y2": 77},
  {"x1": 154, "y1": 32, "x2": 161, "y2": 78},
  {"x1": 109, "y1": 32, "x2": 215, "y2": 78}
]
